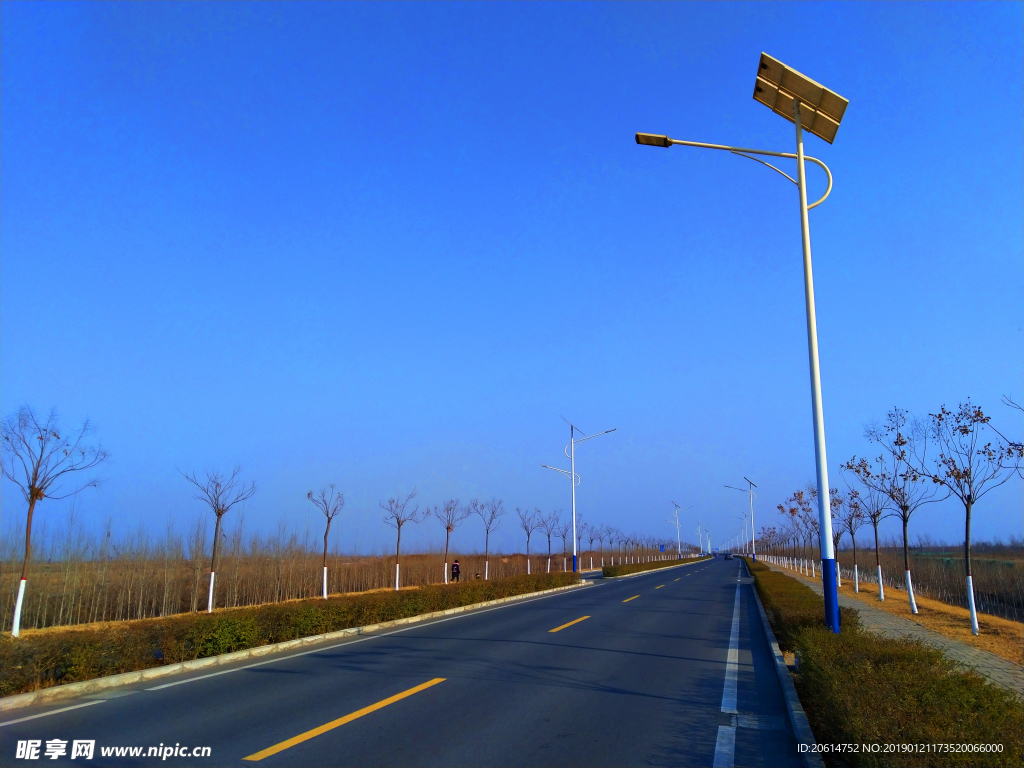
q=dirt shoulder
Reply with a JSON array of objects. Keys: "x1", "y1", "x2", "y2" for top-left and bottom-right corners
[{"x1": 837, "y1": 578, "x2": 1023, "y2": 666}]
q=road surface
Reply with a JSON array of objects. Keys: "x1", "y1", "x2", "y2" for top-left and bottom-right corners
[{"x1": 1, "y1": 557, "x2": 801, "y2": 767}]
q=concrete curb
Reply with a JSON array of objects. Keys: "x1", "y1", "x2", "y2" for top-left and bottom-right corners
[
  {"x1": 602, "y1": 556, "x2": 712, "y2": 580},
  {"x1": 742, "y1": 560, "x2": 824, "y2": 768},
  {"x1": 1, "y1": 581, "x2": 590, "y2": 713}
]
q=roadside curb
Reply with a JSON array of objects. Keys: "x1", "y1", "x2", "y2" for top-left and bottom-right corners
[
  {"x1": 1, "y1": 581, "x2": 590, "y2": 713},
  {"x1": 743, "y1": 559, "x2": 824, "y2": 768},
  {"x1": 602, "y1": 556, "x2": 712, "y2": 580}
]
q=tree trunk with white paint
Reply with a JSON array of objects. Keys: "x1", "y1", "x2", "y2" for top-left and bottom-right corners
[
  {"x1": 395, "y1": 563, "x2": 400, "y2": 591},
  {"x1": 322, "y1": 566, "x2": 328, "y2": 599},
  {"x1": 854, "y1": 564, "x2": 859, "y2": 593},
  {"x1": 207, "y1": 571, "x2": 216, "y2": 613},
  {"x1": 877, "y1": 565, "x2": 885, "y2": 600},
  {"x1": 905, "y1": 569, "x2": 918, "y2": 613},
  {"x1": 966, "y1": 575, "x2": 979, "y2": 635},
  {"x1": 964, "y1": 500, "x2": 979, "y2": 635},
  {"x1": 12, "y1": 579, "x2": 27, "y2": 637}
]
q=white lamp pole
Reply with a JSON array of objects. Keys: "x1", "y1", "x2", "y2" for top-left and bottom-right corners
[
  {"x1": 635, "y1": 53, "x2": 847, "y2": 632},
  {"x1": 542, "y1": 421, "x2": 616, "y2": 573}
]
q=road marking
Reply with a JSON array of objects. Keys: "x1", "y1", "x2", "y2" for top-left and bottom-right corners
[
  {"x1": 243, "y1": 678, "x2": 445, "y2": 761},
  {"x1": 147, "y1": 586, "x2": 581, "y2": 691},
  {"x1": 0, "y1": 700, "x2": 104, "y2": 728},
  {"x1": 674, "y1": 578, "x2": 680, "y2": 581},
  {"x1": 622, "y1": 595, "x2": 640, "y2": 602},
  {"x1": 549, "y1": 616, "x2": 590, "y2": 633},
  {"x1": 721, "y1": 581, "x2": 742, "y2": 714},
  {"x1": 713, "y1": 724, "x2": 737, "y2": 767},
  {"x1": 655, "y1": 585, "x2": 664, "y2": 589}
]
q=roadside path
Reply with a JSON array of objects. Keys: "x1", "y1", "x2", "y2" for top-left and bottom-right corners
[{"x1": 761, "y1": 560, "x2": 1023, "y2": 697}]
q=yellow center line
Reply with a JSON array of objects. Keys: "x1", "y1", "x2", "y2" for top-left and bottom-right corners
[
  {"x1": 549, "y1": 615, "x2": 590, "y2": 633},
  {"x1": 622, "y1": 595, "x2": 640, "y2": 602},
  {"x1": 243, "y1": 678, "x2": 446, "y2": 761},
  {"x1": 655, "y1": 585, "x2": 664, "y2": 589}
]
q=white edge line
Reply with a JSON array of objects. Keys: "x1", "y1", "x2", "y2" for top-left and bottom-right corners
[
  {"x1": 0, "y1": 700, "x2": 105, "y2": 727},
  {"x1": 147, "y1": 584, "x2": 590, "y2": 691}
]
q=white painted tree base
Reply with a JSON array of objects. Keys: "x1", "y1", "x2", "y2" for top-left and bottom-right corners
[
  {"x1": 12, "y1": 579, "x2": 26, "y2": 637},
  {"x1": 905, "y1": 569, "x2": 918, "y2": 614},
  {"x1": 966, "y1": 574, "x2": 979, "y2": 635},
  {"x1": 877, "y1": 565, "x2": 885, "y2": 601},
  {"x1": 207, "y1": 572, "x2": 216, "y2": 613}
]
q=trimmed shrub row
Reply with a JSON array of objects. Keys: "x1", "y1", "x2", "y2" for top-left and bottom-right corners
[
  {"x1": 1, "y1": 572, "x2": 578, "y2": 697},
  {"x1": 744, "y1": 558, "x2": 1023, "y2": 768},
  {"x1": 602, "y1": 555, "x2": 711, "y2": 578}
]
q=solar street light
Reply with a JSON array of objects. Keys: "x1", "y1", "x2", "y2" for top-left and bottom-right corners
[{"x1": 635, "y1": 53, "x2": 846, "y2": 633}]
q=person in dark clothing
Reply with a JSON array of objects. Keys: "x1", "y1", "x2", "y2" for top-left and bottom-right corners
[{"x1": 451, "y1": 560, "x2": 461, "y2": 583}]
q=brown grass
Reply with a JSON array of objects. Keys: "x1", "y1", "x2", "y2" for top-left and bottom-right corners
[{"x1": 836, "y1": 579, "x2": 1024, "y2": 665}]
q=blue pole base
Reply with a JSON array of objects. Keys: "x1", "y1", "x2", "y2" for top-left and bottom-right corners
[
  {"x1": 752, "y1": 554, "x2": 757, "y2": 562},
  {"x1": 573, "y1": 555, "x2": 577, "y2": 573},
  {"x1": 820, "y1": 558, "x2": 841, "y2": 633}
]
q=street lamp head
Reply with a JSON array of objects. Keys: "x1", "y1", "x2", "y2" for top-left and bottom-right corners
[
  {"x1": 635, "y1": 133, "x2": 673, "y2": 148},
  {"x1": 753, "y1": 53, "x2": 848, "y2": 144}
]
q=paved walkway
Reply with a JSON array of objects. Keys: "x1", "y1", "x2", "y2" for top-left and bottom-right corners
[{"x1": 762, "y1": 560, "x2": 1024, "y2": 698}]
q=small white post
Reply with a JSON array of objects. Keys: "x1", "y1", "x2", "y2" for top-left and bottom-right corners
[
  {"x1": 11, "y1": 579, "x2": 26, "y2": 637},
  {"x1": 877, "y1": 565, "x2": 885, "y2": 601},
  {"x1": 207, "y1": 572, "x2": 216, "y2": 613},
  {"x1": 966, "y1": 575, "x2": 979, "y2": 635},
  {"x1": 323, "y1": 566, "x2": 328, "y2": 599},
  {"x1": 395, "y1": 563, "x2": 400, "y2": 591},
  {"x1": 905, "y1": 570, "x2": 918, "y2": 614}
]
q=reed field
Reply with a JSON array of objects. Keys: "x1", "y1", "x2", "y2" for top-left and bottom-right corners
[
  {"x1": 0, "y1": 515, "x2": 640, "y2": 633},
  {"x1": 764, "y1": 537, "x2": 1024, "y2": 623}
]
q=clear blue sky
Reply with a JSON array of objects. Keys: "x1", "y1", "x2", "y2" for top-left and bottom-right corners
[{"x1": 2, "y1": 1, "x2": 1021, "y2": 556}]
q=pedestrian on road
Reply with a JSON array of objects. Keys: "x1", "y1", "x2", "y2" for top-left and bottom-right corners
[{"x1": 451, "y1": 560, "x2": 460, "y2": 583}]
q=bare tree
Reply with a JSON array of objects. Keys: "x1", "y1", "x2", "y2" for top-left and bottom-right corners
[
  {"x1": 841, "y1": 468, "x2": 891, "y2": 600},
  {"x1": 181, "y1": 467, "x2": 256, "y2": 612},
  {"x1": 557, "y1": 519, "x2": 572, "y2": 570},
  {"x1": 381, "y1": 489, "x2": 424, "y2": 590},
  {"x1": 585, "y1": 523, "x2": 598, "y2": 570},
  {"x1": 919, "y1": 401, "x2": 1022, "y2": 634},
  {"x1": 307, "y1": 485, "x2": 345, "y2": 598},
  {"x1": 1, "y1": 407, "x2": 110, "y2": 637},
  {"x1": 516, "y1": 507, "x2": 540, "y2": 575},
  {"x1": 538, "y1": 510, "x2": 560, "y2": 573},
  {"x1": 846, "y1": 409, "x2": 947, "y2": 613},
  {"x1": 434, "y1": 499, "x2": 470, "y2": 583},
  {"x1": 834, "y1": 487, "x2": 866, "y2": 592},
  {"x1": 471, "y1": 499, "x2": 505, "y2": 580}
]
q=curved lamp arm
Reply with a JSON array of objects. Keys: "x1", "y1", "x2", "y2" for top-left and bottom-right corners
[
  {"x1": 637, "y1": 134, "x2": 833, "y2": 210},
  {"x1": 542, "y1": 465, "x2": 581, "y2": 487}
]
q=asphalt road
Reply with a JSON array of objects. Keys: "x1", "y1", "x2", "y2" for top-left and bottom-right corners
[{"x1": 1, "y1": 557, "x2": 801, "y2": 767}]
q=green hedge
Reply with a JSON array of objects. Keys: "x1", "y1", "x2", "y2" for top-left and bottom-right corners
[
  {"x1": 602, "y1": 555, "x2": 710, "y2": 578},
  {"x1": 744, "y1": 559, "x2": 1023, "y2": 768},
  {"x1": 1, "y1": 572, "x2": 578, "y2": 697}
]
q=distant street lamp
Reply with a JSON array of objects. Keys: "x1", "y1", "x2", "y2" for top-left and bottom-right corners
[
  {"x1": 726, "y1": 477, "x2": 758, "y2": 560},
  {"x1": 636, "y1": 53, "x2": 847, "y2": 632},
  {"x1": 668, "y1": 502, "x2": 692, "y2": 560},
  {"x1": 542, "y1": 419, "x2": 616, "y2": 573}
]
